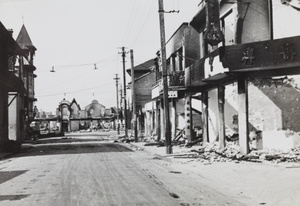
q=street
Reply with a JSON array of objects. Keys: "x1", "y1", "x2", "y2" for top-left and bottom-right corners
[
  {"x1": 0, "y1": 136, "x2": 176, "y2": 205},
  {"x1": 0, "y1": 132, "x2": 246, "y2": 206},
  {"x1": 1, "y1": 1, "x2": 300, "y2": 205},
  {"x1": 1, "y1": 132, "x2": 300, "y2": 206}
]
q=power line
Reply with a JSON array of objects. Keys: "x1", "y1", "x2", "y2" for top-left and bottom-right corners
[
  {"x1": 45, "y1": 54, "x2": 118, "y2": 72},
  {"x1": 37, "y1": 82, "x2": 113, "y2": 97},
  {"x1": 122, "y1": 0, "x2": 140, "y2": 45},
  {"x1": 129, "y1": 0, "x2": 155, "y2": 47}
]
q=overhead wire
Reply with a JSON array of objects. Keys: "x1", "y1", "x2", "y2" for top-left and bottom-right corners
[
  {"x1": 130, "y1": 0, "x2": 156, "y2": 48},
  {"x1": 122, "y1": 0, "x2": 140, "y2": 45},
  {"x1": 37, "y1": 70, "x2": 94, "y2": 92},
  {"x1": 37, "y1": 82, "x2": 113, "y2": 98},
  {"x1": 35, "y1": 54, "x2": 119, "y2": 75},
  {"x1": 36, "y1": 54, "x2": 119, "y2": 93},
  {"x1": 51, "y1": 54, "x2": 118, "y2": 71}
]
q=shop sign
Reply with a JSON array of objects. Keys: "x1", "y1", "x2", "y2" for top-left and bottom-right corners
[
  {"x1": 168, "y1": 91, "x2": 178, "y2": 98},
  {"x1": 220, "y1": 35, "x2": 300, "y2": 71}
]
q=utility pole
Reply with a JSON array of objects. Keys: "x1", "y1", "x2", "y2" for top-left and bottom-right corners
[
  {"x1": 130, "y1": 49, "x2": 138, "y2": 142},
  {"x1": 120, "y1": 47, "x2": 128, "y2": 137},
  {"x1": 113, "y1": 74, "x2": 120, "y2": 134},
  {"x1": 158, "y1": 0, "x2": 172, "y2": 154},
  {"x1": 119, "y1": 85, "x2": 123, "y2": 126}
]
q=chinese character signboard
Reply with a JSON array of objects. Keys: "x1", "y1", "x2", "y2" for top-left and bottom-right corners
[{"x1": 220, "y1": 35, "x2": 300, "y2": 72}]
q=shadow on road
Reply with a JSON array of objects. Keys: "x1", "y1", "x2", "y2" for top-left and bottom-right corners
[
  {"x1": 0, "y1": 170, "x2": 28, "y2": 184},
  {"x1": 11, "y1": 141, "x2": 133, "y2": 158},
  {"x1": 24, "y1": 136, "x2": 110, "y2": 145},
  {"x1": 0, "y1": 194, "x2": 30, "y2": 201}
]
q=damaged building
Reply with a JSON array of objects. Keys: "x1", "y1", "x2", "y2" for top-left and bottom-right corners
[{"x1": 128, "y1": 0, "x2": 300, "y2": 154}]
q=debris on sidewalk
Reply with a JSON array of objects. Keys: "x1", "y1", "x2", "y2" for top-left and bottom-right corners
[
  {"x1": 122, "y1": 133, "x2": 300, "y2": 166},
  {"x1": 173, "y1": 142, "x2": 300, "y2": 165},
  {"x1": 116, "y1": 135, "x2": 135, "y2": 143},
  {"x1": 144, "y1": 142, "x2": 165, "y2": 147},
  {"x1": 169, "y1": 170, "x2": 182, "y2": 174}
]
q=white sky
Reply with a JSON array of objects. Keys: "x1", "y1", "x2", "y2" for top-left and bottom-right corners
[{"x1": 0, "y1": 0, "x2": 199, "y2": 113}]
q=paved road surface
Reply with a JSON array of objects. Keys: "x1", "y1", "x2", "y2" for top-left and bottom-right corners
[{"x1": 0, "y1": 134, "x2": 245, "y2": 206}]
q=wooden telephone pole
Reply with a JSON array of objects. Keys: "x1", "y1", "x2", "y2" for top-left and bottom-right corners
[
  {"x1": 119, "y1": 85, "x2": 123, "y2": 125},
  {"x1": 130, "y1": 49, "x2": 138, "y2": 142},
  {"x1": 158, "y1": 0, "x2": 172, "y2": 154},
  {"x1": 113, "y1": 74, "x2": 120, "y2": 134},
  {"x1": 120, "y1": 47, "x2": 128, "y2": 137}
]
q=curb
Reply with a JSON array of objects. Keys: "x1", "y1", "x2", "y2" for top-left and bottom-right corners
[{"x1": 0, "y1": 153, "x2": 12, "y2": 160}]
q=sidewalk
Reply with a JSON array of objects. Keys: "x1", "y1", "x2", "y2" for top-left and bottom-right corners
[
  {"x1": 128, "y1": 141, "x2": 300, "y2": 206},
  {"x1": 0, "y1": 152, "x2": 11, "y2": 160}
]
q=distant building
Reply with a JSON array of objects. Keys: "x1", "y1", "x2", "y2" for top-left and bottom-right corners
[
  {"x1": 58, "y1": 98, "x2": 71, "y2": 132},
  {"x1": 70, "y1": 98, "x2": 81, "y2": 131},
  {"x1": 85, "y1": 100, "x2": 106, "y2": 118},
  {"x1": 127, "y1": 60, "x2": 156, "y2": 137},
  {"x1": 56, "y1": 98, "x2": 116, "y2": 132}
]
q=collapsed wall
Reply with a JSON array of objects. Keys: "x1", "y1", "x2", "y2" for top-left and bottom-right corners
[{"x1": 224, "y1": 76, "x2": 300, "y2": 151}]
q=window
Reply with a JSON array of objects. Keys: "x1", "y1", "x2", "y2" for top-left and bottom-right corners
[{"x1": 221, "y1": 9, "x2": 235, "y2": 46}]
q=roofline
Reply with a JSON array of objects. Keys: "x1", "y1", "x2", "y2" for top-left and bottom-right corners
[
  {"x1": 166, "y1": 22, "x2": 189, "y2": 45},
  {"x1": 0, "y1": 22, "x2": 23, "y2": 55},
  {"x1": 127, "y1": 71, "x2": 153, "y2": 85},
  {"x1": 126, "y1": 58, "x2": 154, "y2": 75}
]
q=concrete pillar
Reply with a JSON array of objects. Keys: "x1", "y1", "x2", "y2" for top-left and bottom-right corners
[
  {"x1": 112, "y1": 119, "x2": 116, "y2": 130},
  {"x1": 136, "y1": 115, "x2": 139, "y2": 136},
  {"x1": 151, "y1": 104, "x2": 155, "y2": 135},
  {"x1": 238, "y1": 78, "x2": 250, "y2": 154},
  {"x1": 144, "y1": 112, "x2": 148, "y2": 136},
  {"x1": 171, "y1": 99, "x2": 176, "y2": 141},
  {"x1": 218, "y1": 85, "x2": 225, "y2": 149},
  {"x1": 156, "y1": 101, "x2": 161, "y2": 140},
  {"x1": 202, "y1": 91, "x2": 209, "y2": 143},
  {"x1": 185, "y1": 94, "x2": 193, "y2": 142},
  {"x1": 160, "y1": 100, "x2": 165, "y2": 140},
  {"x1": 145, "y1": 111, "x2": 151, "y2": 136}
]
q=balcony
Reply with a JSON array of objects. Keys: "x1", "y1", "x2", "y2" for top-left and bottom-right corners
[{"x1": 186, "y1": 59, "x2": 205, "y2": 86}]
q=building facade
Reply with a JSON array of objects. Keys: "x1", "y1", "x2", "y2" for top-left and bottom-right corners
[
  {"x1": 0, "y1": 22, "x2": 37, "y2": 152},
  {"x1": 129, "y1": 0, "x2": 300, "y2": 154}
]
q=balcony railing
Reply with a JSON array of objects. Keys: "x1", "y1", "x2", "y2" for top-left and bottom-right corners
[{"x1": 186, "y1": 59, "x2": 205, "y2": 86}]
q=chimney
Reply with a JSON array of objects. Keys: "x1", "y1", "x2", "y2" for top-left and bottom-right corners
[{"x1": 7, "y1": 29, "x2": 13, "y2": 36}]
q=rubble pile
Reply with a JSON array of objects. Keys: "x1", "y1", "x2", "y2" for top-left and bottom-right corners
[
  {"x1": 186, "y1": 142, "x2": 243, "y2": 164},
  {"x1": 249, "y1": 147, "x2": 300, "y2": 164},
  {"x1": 118, "y1": 136, "x2": 135, "y2": 143},
  {"x1": 185, "y1": 143, "x2": 300, "y2": 165}
]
